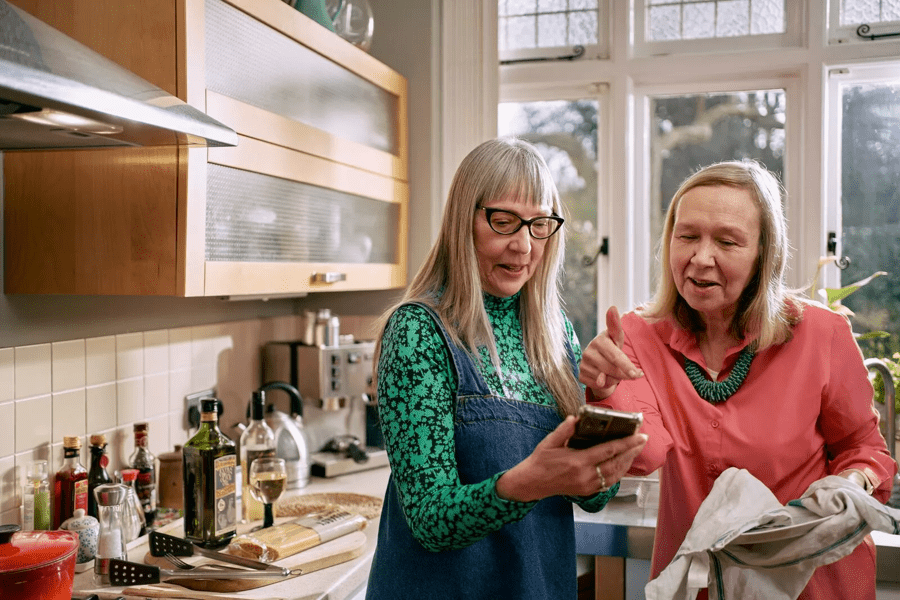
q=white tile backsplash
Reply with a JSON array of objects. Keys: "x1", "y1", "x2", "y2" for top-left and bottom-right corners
[
  {"x1": 116, "y1": 333, "x2": 144, "y2": 380},
  {"x1": 143, "y1": 330, "x2": 169, "y2": 375},
  {"x1": 1, "y1": 321, "x2": 244, "y2": 523},
  {"x1": 85, "y1": 383, "x2": 118, "y2": 433},
  {"x1": 14, "y1": 344, "x2": 51, "y2": 399},
  {"x1": 51, "y1": 339, "x2": 86, "y2": 392},
  {"x1": 144, "y1": 372, "x2": 169, "y2": 419},
  {"x1": 0, "y1": 402, "x2": 14, "y2": 457},
  {"x1": 168, "y1": 327, "x2": 192, "y2": 371},
  {"x1": 15, "y1": 395, "x2": 52, "y2": 452},
  {"x1": 52, "y1": 389, "x2": 86, "y2": 442},
  {"x1": 0, "y1": 348, "x2": 13, "y2": 402},
  {"x1": 117, "y1": 378, "x2": 143, "y2": 425},
  {"x1": 86, "y1": 336, "x2": 116, "y2": 386}
]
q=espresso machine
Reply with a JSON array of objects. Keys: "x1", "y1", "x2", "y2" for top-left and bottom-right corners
[{"x1": 263, "y1": 339, "x2": 388, "y2": 478}]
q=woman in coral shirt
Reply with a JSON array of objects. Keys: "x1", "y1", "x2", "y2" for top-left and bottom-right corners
[{"x1": 580, "y1": 160, "x2": 897, "y2": 599}]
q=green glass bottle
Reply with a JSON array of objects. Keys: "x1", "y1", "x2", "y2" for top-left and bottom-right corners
[{"x1": 182, "y1": 398, "x2": 237, "y2": 548}]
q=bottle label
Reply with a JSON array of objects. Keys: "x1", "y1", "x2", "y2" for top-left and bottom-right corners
[
  {"x1": 74, "y1": 478, "x2": 88, "y2": 513},
  {"x1": 135, "y1": 469, "x2": 157, "y2": 514},
  {"x1": 213, "y1": 455, "x2": 237, "y2": 536},
  {"x1": 34, "y1": 489, "x2": 51, "y2": 530},
  {"x1": 23, "y1": 493, "x2": 35, "y2": 530}
]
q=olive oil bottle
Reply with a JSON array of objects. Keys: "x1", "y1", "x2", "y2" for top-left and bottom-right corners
[{"x1": 182, "y1": 398, "x2": 237, "y2": 548}]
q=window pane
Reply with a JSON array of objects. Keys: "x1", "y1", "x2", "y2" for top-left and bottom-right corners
[
  {"x1": 499, "y1": 1, "x2": 599, "y2": 51},
  {"x1": 841, "y1": 0, "x2": 888, "y2": 25},
  {"x1": 646, "y1": 0, "x2": 785, "y2": 41},
  {"x1": 649, "y1": 90, "x2": 786, "y2": 291},
  {"x1": 498, "y1": 100, "x2": 600, "y2": 348},
  {"x1": 839, "y1": 81, "x2": 900, "y2": 359}
]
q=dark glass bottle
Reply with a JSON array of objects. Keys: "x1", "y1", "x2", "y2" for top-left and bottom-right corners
[
  {"x1": 182, "y1": 398, "x2": 237, "y2": 548},
  {"x1": 53, "y1": 436, "x2": 88, "y2": 529},
  {"x1": 129, "y1": 422, "x2": 158, "y2": 530},
  {"x1": 87, "y1": 433, "x2": 112, "y2": 519}
]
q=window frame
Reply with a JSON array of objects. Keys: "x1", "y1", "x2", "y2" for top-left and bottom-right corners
[
  {"x1": 823, "y1": 59, "x2": 900, "y2": 290},
  {"x1": 494, "y1": 0, "x2": 900, "y2": 321},
  {"x1": 827, "y1": 0, "x2": 900, "y2": 45}
]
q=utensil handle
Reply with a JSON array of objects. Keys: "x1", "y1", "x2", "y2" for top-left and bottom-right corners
[
  {"x1": 193, "y1": 544, "x2": 289, "y2": 573},
  {"x1": 123, "y1": 585, "x2": 288, "y2": 600},
  {"x1": 160, "y1": 568, "x2": 287, "y2": 580}
]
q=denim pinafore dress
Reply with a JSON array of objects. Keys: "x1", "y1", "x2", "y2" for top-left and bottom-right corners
[{"x1": 365, "y1": 302, "x2": 578, "y2": 600}]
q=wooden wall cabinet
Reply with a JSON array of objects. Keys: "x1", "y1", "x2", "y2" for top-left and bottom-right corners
[{"x1": 3, "y1": 0, "x2": 408, "y2": 297}]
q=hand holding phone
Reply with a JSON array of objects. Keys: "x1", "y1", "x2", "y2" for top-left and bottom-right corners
[{"x1": 567, "y1": 405, "x2": 643, "y2": 449}]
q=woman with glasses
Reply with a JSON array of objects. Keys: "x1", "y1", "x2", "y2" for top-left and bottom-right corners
[{"x1": 365, "y1": 137, "x2": 647, "y2": 599}]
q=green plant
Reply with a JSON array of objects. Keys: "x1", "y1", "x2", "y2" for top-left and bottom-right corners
[{"x1": 810, "y1": 257, "x2": 899, "y2": 413}]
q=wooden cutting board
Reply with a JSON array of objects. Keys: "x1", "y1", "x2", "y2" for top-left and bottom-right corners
[{"x1": 142, "y1": 530, "x2": 367, "y2": 592}]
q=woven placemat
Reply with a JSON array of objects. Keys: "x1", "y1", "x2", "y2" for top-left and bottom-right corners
[{"x1": 274, "y1": 492, "x2": 383, "y2": 520}]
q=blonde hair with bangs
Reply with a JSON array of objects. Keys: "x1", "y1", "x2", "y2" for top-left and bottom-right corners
[
  {"x1": 642, "y1": 160, "x2": 804, "y2": 349},
  {"x1": 374, "y1": 137, "x2": 583, "y2": 417}
]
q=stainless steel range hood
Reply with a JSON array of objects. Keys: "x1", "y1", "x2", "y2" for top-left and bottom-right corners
[{"x1": 0, "y1": 0, "x2": 237, "y2": 150}]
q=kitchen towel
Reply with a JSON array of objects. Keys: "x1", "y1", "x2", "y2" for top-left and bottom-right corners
[{"x1": 645, "y1": 467, "x2": 900, "y2": 600}]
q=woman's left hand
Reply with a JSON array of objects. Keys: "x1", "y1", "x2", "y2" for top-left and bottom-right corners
[{"x1": 496, "y1": 416, "x2": 648, "y2": 502}]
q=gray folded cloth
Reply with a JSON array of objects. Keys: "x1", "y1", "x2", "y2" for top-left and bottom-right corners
[{"x1": 646, "y1": 468, "x2": 900, "y2": 600}]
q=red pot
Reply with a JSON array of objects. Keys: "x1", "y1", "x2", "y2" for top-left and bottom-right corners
[{"x1": 0, "y1": 524, "x2": 78, "y2": 600}]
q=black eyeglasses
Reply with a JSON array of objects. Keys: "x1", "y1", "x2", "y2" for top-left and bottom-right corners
[{"x1": 477, "y1": 207, "x2": 565, "y2": 240}]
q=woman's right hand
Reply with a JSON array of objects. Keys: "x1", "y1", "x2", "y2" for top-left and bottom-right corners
[
  {"x1": 496, "y1": 416, "x2": 648, "y2": 502},
  {"x1": 579, "y1": 306, "x2": 643, "y2": 399}
]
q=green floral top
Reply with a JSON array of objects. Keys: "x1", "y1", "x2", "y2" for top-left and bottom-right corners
[{"x1": 377, "y1": 292, "x2": 615, "y2": 552}]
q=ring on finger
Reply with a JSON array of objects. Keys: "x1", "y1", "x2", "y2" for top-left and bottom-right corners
[{"x1": 596, "y1": 464, "x2": 611, "y2": 492}]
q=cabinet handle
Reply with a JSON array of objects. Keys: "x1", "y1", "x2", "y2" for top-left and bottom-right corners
[{"x1": 312, "y1": 272, "x2": 347, "y2": 284}]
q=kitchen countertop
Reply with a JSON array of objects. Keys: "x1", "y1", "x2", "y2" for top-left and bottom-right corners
[
  {"x1": 72, "y1": 467, "x2": 393, "y2": 600},
  {"x1": 73, "y1": 468, "x2": 900, "y2": 598}
]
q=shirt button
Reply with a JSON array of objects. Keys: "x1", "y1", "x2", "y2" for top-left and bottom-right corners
[{"x1": 711, "y1": 420, "x2": 719, "y2": 428}]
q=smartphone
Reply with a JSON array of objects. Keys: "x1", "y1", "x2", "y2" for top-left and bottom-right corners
[{"x1": 567, "y1": 405, "x2": 644, "y2": 449}]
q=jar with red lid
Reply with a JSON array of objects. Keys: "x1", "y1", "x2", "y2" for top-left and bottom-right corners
[{"x1": 0, "y1": 524, "x2": 78, "y2": 600}]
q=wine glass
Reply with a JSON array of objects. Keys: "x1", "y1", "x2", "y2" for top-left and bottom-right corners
[{"x1": 248, "y1": 457, "x2": 287, "y2": 530}]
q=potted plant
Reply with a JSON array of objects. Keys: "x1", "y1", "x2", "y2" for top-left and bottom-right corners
[{"x1": 810, "y1": 257, "x2": 898, "y2": 440}]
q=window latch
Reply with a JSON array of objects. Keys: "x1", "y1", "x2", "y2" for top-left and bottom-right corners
[{"x1": 827, "y1": 231, "x2": 851, "y2": 270}]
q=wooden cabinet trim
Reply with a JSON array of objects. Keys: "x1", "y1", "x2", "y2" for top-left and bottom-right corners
[
  {"x1": 206, "y1": 91, "x2": 407, "y2": 181},
  {"x1": 208, "y1": 135, "x2": 406, "y2": 204},
  {"x1": 204, "y1": 262, "x2": 406, "y2": 296}
]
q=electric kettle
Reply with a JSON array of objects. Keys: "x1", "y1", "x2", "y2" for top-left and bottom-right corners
[{"x1": 237, "y1": 381, "x2": 312, "y2": 490}]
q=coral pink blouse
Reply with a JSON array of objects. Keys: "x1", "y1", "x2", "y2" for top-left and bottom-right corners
[{"x1": 591, "y1": 303, "x2": 897, "y2": 599}]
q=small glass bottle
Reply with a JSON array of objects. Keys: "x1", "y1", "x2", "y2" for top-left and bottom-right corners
[
  {"x1": 119, "y1": 468, "x2": 147, "y2": 541},
  {"x1": 87, "y1": 434, "x2": 112, "y2": 519},
  {"x1": 240, "y1": 390, "x2": 276, "y2": 523},
  {"x1": 23, "y1": 460, "x2": 50, "y2": 530},
  {"x1": 54, "y1": 436, "x2": 88, "y2": 529},
  {"x1": 129, "y1": 422, "x2": 158, "y2": 530},
  {"x1": 183, "y1": 397, "x2": 237, "y2": 548}
]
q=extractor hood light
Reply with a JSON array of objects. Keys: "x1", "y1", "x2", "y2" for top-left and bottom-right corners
[{"x1": 10, "y1": 108, "x2": 124, "y2": 135}]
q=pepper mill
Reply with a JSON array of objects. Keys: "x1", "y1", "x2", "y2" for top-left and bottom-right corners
[{"x1": 92, "y1": 483, "x2": 128, "y2": 584}]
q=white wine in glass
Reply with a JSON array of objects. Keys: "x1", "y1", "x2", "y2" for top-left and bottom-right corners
[{"x1": 248, "y1": 457, "x2": 287, "y2": 529}]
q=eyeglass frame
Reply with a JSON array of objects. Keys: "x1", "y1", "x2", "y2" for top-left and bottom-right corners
[{"x1": 476, "y1": 206, "x2": 565, "y2": 240}]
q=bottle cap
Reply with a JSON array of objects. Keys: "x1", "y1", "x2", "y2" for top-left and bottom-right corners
[
  {"x1": 63, "y1": 436, "x2": 82, "y2": 449},
  {"x1": 90, "y1": 433, "x2": 107, "y2": 446},
  {"x1": 200, "y1": 398, "x2": 219, "y2": 413},
  {"x1": 120, "y1": 469, "x2": 138, "y2": 483},
  {"x1": 133, "y1": 422, "x2": 148, "y2": 433}
]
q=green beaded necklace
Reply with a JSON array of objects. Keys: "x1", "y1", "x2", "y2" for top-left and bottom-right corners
[{"x1": 684, "y1": 346, "x2": 755, "y2": 404}]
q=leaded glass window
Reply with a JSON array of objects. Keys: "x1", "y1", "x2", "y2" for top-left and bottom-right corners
[
  {"x1": 645, "y1": 0, "x2": 785, "y2": 41},
  {"x1": 499, "y1": 0, "x2": 599, "y2": 52},
  {"x1": 840, "y1": 0, "x2": 900, "y2": 26}
]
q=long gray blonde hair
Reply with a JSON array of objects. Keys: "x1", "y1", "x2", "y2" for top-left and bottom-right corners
[
  {"x1": 642, "y1": 159, "x2": 804, "y2": 349},
  {"x1": 373, "y1": 137, "x2": 583, "y2": 417}
]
